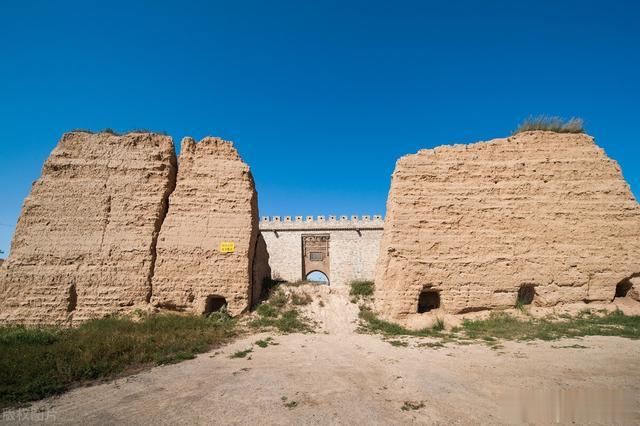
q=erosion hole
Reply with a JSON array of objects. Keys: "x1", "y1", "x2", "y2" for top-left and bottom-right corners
[
  {"x1": 204, "y1": 295, "x2": 227, "y2": 314},
  {"x1": 67, "y1": 284, "x2": 77, "y2": 312},
  {"x1": 517, "y1": 284, "x2": 535, "y2": 305},
  {"x1": 615, "y1": 279, "x2": 633, "y2": 298},
  {"x1": 418, "y1": 290, "x2": 440, "y2": 313}
]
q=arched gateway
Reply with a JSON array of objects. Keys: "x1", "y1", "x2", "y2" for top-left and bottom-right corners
[{"x1": 259, "y1": 215, "x2": 384, "y2": 287}]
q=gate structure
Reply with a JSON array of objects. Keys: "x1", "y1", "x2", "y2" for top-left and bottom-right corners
[
  {"x1": 302, "y1": 234, "x2": 330, "y2": 282},
  {"x1": 259, "y1": 215, "x2": 383, "y2": 287}
]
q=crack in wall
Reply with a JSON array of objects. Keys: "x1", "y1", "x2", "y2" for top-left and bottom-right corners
[{"x1": 145, "y1": 155, "x2": 178, "y2": 303}]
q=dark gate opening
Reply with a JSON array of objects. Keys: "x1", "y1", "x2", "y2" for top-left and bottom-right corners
[{"x1": 418, "y1": 290, "x2": 440, "y2": 313}]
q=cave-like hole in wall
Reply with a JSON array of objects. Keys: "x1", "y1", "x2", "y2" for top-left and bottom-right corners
[
  {"x1": 204, "y1": 295, "x2": 227, "y2": 314},
  {"x1": 517, "y1": 284, "x2": 535, "y2": 305},
  {"x1": 418, "y1": 290, "x2": 440, "y2": 313},
  {"x1": 67, "y1": 284, "x2": 77, "y2": 312},
  {"x1": 615, "y1": 279, "x2": 633, "y2": 298}
]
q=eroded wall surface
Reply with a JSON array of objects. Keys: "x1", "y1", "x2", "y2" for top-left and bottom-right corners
[
  {"x1": 151, "y1": 137, "x2": 259, "y2": 315},
  {"x1": 0, "y1": 132, "x2": 177, "y2": 325},
  {"x1": 260, "y1": 216, "x2": 383, "y2": 287},
  {"x1": 375, "y1": 131, "x2": 640, "y2": 321}
]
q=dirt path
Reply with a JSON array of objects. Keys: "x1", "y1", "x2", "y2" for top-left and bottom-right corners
[{"x1": 3, "y1": 287, "x2": 640, "y2": 425}]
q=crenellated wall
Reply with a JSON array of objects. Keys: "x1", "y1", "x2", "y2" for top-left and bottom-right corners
[{"x1": 260, "y1": 215, "x2": 383, "y2": 287}]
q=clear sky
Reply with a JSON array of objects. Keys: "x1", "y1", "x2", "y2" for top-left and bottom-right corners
[{"x1": 1, "y1": 0, "x2": 639, "y2": 256}]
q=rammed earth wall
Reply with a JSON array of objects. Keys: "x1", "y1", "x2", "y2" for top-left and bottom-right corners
[
  {"x1": 375, "y1": 131, "x2": 640, "y2": 323},
  {"x1": 0, "y1": 132, "x2": 265, "y2": 325},
  {"x1": 0, "y1": 132, "x2": 177, "y2": 325}
]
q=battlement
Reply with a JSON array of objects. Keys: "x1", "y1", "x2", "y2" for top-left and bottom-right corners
[{"x1": 259, "y1": 215, "x2": 384, "y2": 230}]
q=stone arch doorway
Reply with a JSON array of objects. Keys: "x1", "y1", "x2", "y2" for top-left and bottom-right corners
[
  {"x1": 302, "y1": 234, "x2": 330, "y2": 284},
  {"x1": 306, "y1": 270, "x2": 329, "y2": 285}
]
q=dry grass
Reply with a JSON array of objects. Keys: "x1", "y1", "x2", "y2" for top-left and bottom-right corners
[{"x1": 513, "y1": 116, "x2": 584, "y2": 134}]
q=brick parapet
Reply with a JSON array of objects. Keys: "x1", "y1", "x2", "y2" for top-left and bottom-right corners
[{"x1": 259, "y1": 215, "x2": 384, "y2": 231}]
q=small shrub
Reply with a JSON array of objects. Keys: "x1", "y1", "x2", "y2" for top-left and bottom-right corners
[
  {"x1": 281, "y1": 396, "x2": 298, "y2": 409},
  {"x1": 255, "y1": 337, "x2": 273, "y2": 348},
  {"x1": 277, "y1": 310, "x2": 311, "y2": 333},
  {"x1": 349, "y1": 280, "x2": 374, "y2": 297},
  {"x1": 269, "y1": 289, "x2": 289, "y2": 309},
  {"x1": 513, "y1": 115, "x2": 584, "y2": 135},
  {"x1": 230, "y1": 348, "x2": 253, "y2": 358},
  {"x1": 256, "y1": 303, "x2": 278, "y2": 318},
  {"x1": 432, "y1": 317, "x2": 445, "y2": 331},
  {"x1": 401, "y1": 401, "x2": 425, "y2": 411},
  {"x1": 291, "y1": 292, "x2": 312, "y2": 306}
]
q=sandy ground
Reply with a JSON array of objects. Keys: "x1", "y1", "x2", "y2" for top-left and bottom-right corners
[{"x1": 3, "y1": 287, "x2": 639, "y2": 425}]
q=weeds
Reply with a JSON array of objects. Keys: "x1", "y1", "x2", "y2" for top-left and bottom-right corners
[
  {"x1": 461, "y1": 310, "x2": 640, "y2": 342},
  {"x1": 401, "y1": 401, "x2": 425, "y2": 411},
  {"x1": 249, "y1": 287, "x2": 313, "y2": 334},
  {"x1": 230, "y1": 348, "x2": 253, "y2": 358},
  {"x1": 551, "y1": 344, "x2": 589, "y2": 349},
  {"x1": 359, "y1": 307, "x2": 640, "y2": 349},
  {"x1": 417, "y1": 341, "x2": 444, "y2": 349},
  {"x1": 281, "y1": 396, "x2": 298, "y2": 409},
  {"x1": 358, "y1": 309, "x2": 444, "y2": 338},
  {"x1": 349, "y1": 280, "x2": 374, "y2": 297},
  {"x1": 432, "y1": 317, "x2": 445, "y2": 331},
  {"x1": 513, "y1": 115, "x2": 584, "y2": 135},
  {"x1": 0, "y1": 314, "x2": 236, "y2": 408},
  {"x1": 68, "y1": 128, "x2": 168, "y2": 136},
  {"x1": 291, "y1": 292, "x2": 312, "y2": 306},
  {"x1": 255, "y1": 337, "x2": 275, "y2": 348}
]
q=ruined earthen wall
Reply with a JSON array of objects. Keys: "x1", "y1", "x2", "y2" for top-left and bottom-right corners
[
  {"x1": 260, "y1": 216, "x2": 384, "y2": 287},
  {"x1": 251, "y1": 234, "x2": 271, "y2": 305},
  {"x1": 151, "y1": 137, "x2": 259, "y2": 315},
  {"x1": 0, "y1": 132, "x2": 176, "y2": 325},
  {"x1": 375, "y1": 131, "x2": 640, "y2": 321}
]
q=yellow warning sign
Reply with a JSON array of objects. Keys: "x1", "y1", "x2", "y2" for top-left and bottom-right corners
[{"x1": 219, "y1": 242, "x2": 235, "y2": 253}]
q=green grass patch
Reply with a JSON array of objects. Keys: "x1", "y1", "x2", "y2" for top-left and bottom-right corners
[
  {"x1": 349, "y1": 280, "x2": 374, "y2": 297},
  {"x1": 0, "y1": 314, "x2": 236, "y2": 409},
  {"x1": 250, "y1": 285, "x2": 314, "y2": 334},
  {"x1": 358, "y1": 309, "x2": 443, "y2": 337},
  {"x1": 513, "y1": 115, "x2": 584, "y2": 134},
  {"x1": 250, "y1": 309, "x2": 312, "y2": 333},
  {"x1": 461, "y1": 310, "x2": 640, "y2": 342},
  {"x1": 359, "y1": 307, "x2": 640, "y2": 348},
  {"x1": 256, "y1": 303, "x2": 278, "y2": 318},
  {"x1": 255, "y1": 337, "x2": 275, "y2": 348}
]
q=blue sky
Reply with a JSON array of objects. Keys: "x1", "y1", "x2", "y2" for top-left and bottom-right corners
[{"x1": 1, "y1": 0, "x2": 639, "y2": 255}]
